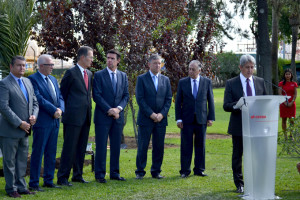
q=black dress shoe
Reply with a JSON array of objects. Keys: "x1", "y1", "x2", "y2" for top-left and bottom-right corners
[
  {"x1": 194, "y1": 172, "x2": 208, "y2": 177},
  {"x1": 43, "y1": 183, "x2": 61, "y2": 188},
  {"x1": 96, "y1": 178, "x2": 107, "y2": 183},
  {"x1": 236, "y1": 186, "x2": 244, "y2": 193},
  {"x1": 152, "y1": 174, "x2": 165, "y2": 179},
  {"x1": 29, "y1": 186, "x2": 44, "y2": 192},
  {"x1": 8, "y1": 191, "x2": 21, "y2": 198},
  {"x1": 135, "y1": 174, "x2": 144, "y2": 180},
  {"x1": 111, "y1": 176, "x2": 126, "y2": 181},
  {"x1": 57, "y1": 179, "x2": 73, "y2": 186},
  {"x1": 181, "y1": 174, "x2": 188, "y2": 178},
  {"x1": 18, "y1": 190, "x2": 35, "y2": 195},
  {"x1": 72, "y1": 178, "x2": 89, "y2": 183}
]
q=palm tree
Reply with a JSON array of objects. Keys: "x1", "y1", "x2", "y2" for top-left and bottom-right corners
[{"x1": 0, "y1": 0, "x2": 36, "y2": 77}]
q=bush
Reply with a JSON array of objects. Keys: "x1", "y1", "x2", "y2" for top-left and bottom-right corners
[{"x1": 278, "y1": 116, "x2": 300, "y2": 156}]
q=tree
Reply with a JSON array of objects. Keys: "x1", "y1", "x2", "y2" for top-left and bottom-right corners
[{"x1": 0, "y1": 0, "x2": 36, "y2": 77}]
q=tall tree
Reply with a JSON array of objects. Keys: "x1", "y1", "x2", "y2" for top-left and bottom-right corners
[{"x1": 0, "y1": 0, "x2": 36, "y2": 77}]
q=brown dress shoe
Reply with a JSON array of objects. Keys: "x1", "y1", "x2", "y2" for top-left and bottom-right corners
[
  {"x1": 18, "y1": 190, "x2": 35, "y2": 195},
  {"x1": 8, "y1": 191, "x2": 21, "y2": 198}
]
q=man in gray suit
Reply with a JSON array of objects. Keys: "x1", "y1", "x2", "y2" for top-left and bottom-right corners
[
  {"x1": 135, "y1": 54, "x2": 172, "y2": 179},
  {"x1": 175, "y1": 60, "x2": 215, "y2": 178},
  {"x1": 0, "y1": 56, "x2": 39, "y2": 198},
  {"x1": 223, "y1": 54, "x2": 267, "y2": 193}
]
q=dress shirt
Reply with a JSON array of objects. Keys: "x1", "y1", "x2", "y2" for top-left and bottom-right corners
[
  {"x1": 77, "y1": 64, "x2": 86, "y2": 79},
  {"x1": 149, "y1": 70, "x2": 158, "y2": 90},
  {"x1": 240, "y1": 73, "x2": 256, "y2": 97},
  {"x1": 38, "y1": 71, "x2": 56, "y2": 99},
  {"x1": 107, "y1": 67, "x2": 123, "y2": 111}
]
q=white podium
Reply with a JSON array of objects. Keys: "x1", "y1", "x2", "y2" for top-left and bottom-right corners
[{"x1": 235, "y1": 95, "x2": 287, "y2": 200}]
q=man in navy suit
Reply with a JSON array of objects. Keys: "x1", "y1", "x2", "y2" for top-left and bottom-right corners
[
  {"x1": 223, "y1": 54, "x2": 267, "y2": 193},
  {"x1": 57, "y1": 46, "x2": 93, "y2": 186},
  {"x1": 135, "y1": 54, "x2": 172, "y2": 179},
  {"x1": 28, "y1": 54, "x2": 64, "y2": 191},
  {"x1": 93, "y1": 49, "x2": 129, "y2": 183},
  {"x1": 175, "y1": 60, "x2": 215, "y2": 178}
]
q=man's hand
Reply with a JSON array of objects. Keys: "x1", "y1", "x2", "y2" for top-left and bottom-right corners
[
  {"x1": 177, "y1": 122, "x2": 183, "y2": 129},
  {"x1": 207, "y1": 120, "x2": 213, "y2": 127},
  {"x1": 53, "y1": 108, "x2": 62, "y2": 119},
  {"x1": 19, "y1": 121, "x2": 31, "y2": 133},
  {"x1": 156, "y1": 113, "x2": 164, "y2": 122},
  {"x1": 108, "y1": 108, "x2": 120, "y2": 119},
  {"x1": 29, "y1": 115, "x2": 37, "y2": 126},
  {"x1": 150, "y1": 113, "x2": 158, "y2": 122}
]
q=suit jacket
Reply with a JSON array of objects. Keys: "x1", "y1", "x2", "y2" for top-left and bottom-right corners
[
  {"x1": 223, "y1": 75, "x2": 267, "y2": 136},
  {"x1": 60, "y1": 65, "x2": 93, "y2": 126},
  {"x1": 28, "y1": 72, "x2": 65, "y2": 128},
  {"x1": 0, "y1": 74, "x2": 39, "y2": 138},
  {"x1": 136, "y1": 71, "x2": 172, "y2": 126},
  {"x1": 175, "y1": 76, "x2": 215, "y2": 125},
  {"x1": 93, "y1": 68, "x2": 129, "y2": 125}
]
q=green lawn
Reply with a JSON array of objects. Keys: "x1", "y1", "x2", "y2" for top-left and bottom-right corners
[{"x1": 0, "y1": 88, "x2": 299, "y2": 199}]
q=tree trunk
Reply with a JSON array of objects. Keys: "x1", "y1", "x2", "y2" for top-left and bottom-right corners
[
  {"x1": 129, "y1": 99, "x2": 138, "y2": 145},
  {"x1": 271, "y1": 1, "x2": 280, "y2": 94},
  {"x1": 257, "y1": 0, "x2": 272, "y2": 94},
  {"x1": 289, "y1": 15, "x2": 300, "y2": 81}
]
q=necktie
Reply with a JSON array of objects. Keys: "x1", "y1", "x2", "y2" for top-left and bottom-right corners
[
  {"x1": 152, "y1": 75, "x2": 158, "y2": 91},
  {"x1": 84, "y1": 70, "x2": 88, "y2": 90},
  {"x1": 111, "y1": 72, "x2": 117, "y2": 94},
  {"x1": 18, "y1": 79, "x2": 28, "y2": 102},
  {"x1": 45, "y1": 77, "x2": 57, "y2": 104},
  {"x1": 193, "y1": 79, "x2": 198, "y2": 99},
  {"x1": 246, "y1": 78, "x2": 253, "y2": 96}
]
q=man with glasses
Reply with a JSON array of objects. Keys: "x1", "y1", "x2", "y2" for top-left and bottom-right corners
[
  {"x1": 57, "y1": 46, "x2": 93, "y2": 186},
  {"x1": 28, "y1": 54, "x2": 65, "y2": 191}
]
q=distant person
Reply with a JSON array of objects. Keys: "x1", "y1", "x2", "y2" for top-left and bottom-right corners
[
  {"x1": 223, "y1": 54, "x2": 267, "y2": 193},
  {"x1": 57, "y1": 46, "x2": 93, "y2": 186},
  {"x1": 278, "y1": 68, "x2": 298, "y2": 139},
  {"x1": 0, "y1": 56, "x2": 39, "y2": 198},
  {"x1": 93, "y1": 49, "x2": 129, "y2": 183},
  {"x1": 175, "y1": 60, "x2": 215, "y2": 178},
  {"x1": 28, "y1": 54, "x2": 65, "y2": 191},
  {"x1": 135, "y1": 54, "x2": 172, "y2": 179}
]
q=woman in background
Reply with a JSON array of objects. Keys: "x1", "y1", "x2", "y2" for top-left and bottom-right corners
[{"x1": 278, "y1": 68, "x2": 298, "y2": 139}]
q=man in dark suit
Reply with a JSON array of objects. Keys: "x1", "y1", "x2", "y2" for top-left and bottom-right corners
[
  {"x1": 28, "y1": 54, "x2": 65, "y2": 191},
  {"x1": 57, "y1": 46, "x2": 93, "y2": 186},
  {"x1": 93, "y1": 49, "x2": 129, "y2": 183},
  {"x1": 0, "y1": 56, "x2": 39, "y2": 198},
  {"x1": 175, "y1": 60, "x2": 215, "y2": 178},
  {"x1": 223, "y1": 54, "x2": 267, "y2": 193},
  {"x1": 135, "y1": 54, "x2": 172, "y2": 179}
]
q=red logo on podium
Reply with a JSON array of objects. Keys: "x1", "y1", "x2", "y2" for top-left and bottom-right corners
[{"x1": 251, "y1": 115, "x2": 267, "y2": 119}]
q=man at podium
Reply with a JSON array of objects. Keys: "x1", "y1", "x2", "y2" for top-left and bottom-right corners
[{"x1": 223, "y1": 54, "x2": 267, "y2": 193}]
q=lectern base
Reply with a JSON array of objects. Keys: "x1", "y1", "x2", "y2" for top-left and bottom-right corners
[{"x1": 240, "y1": 194, "x2": 281, "y2": 200}]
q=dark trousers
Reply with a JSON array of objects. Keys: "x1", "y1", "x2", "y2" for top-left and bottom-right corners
[
  {"x1": 29, "y1": 125, "x2": 59, "y2": 187},
  {"x1": 94, "y1": 122, "x2": 122, "y2": 179},
  {"x1": 57, "y1": 119, "x2": 90, "y2": 181},
  {"x1": 232, "y1": 135, "x2": 244, "y2": 188},
  {"x1": 180, "y1": 122, "x2": 207, "y2": 175},
  {"x1": 135, "y1": 124, "x2": 166, "y2": 177}
]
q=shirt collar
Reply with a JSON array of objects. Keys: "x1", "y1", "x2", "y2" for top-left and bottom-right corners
[
  {"x1": 240, "y1": 73, "x2": 253, "y2": 83},
  {"x1": 38, "y1": 70, "x2": 47, "y2": 79},
  {"x1": 191, "y1": 75, "x2": 200, "y2": 82},
  {"x1": 77, "y1": 63, "x2": 85, "y2": 73},
  {"x1": 10, "y1": 72, "x2": 22, "y2": 82},
  {"x1": 107, "y1": 67, "x2": 117, "y2": 74},
  {"x1": 149, "y1": 70, "x2": 158, "y2": 78}
]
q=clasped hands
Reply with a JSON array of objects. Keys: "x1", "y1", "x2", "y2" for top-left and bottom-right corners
[
  {"x1": 19, "y1": 115, "x2": 37, "y2": 134},
  {"x1": 53, "y1": 108, "x2": 62, "y2": 119},
  {"x1": 108, "y1": 108, "x2": 120, "y2": 119},
  {"x1": 150, "y1": 113, "x2": 164, "y2": 123}
]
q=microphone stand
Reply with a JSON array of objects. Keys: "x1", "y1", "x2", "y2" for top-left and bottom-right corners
[{"x1": 264, "y1": 80, "x2": 289, "y2": 105}]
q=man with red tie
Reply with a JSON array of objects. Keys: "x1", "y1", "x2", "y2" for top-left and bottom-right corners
[{"x1": 57, "y1": 46, "x2": 93, "y2": 186}]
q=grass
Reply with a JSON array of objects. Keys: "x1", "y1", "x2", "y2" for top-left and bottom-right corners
[{"x1": 0, "y1": 88, "x2": 299, "y2": 199}]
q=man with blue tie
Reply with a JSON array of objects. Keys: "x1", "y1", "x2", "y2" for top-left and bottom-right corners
[
  {"x1": 28, "y1": 54, "x2": 65, "y2": 191},
  {"x1": 135, "y1": 54, "x2": 172, "y2": 179},
  {"x1": 175, "y1": 60, "x2": 215, "y2": 178},
  {"x1": 0, "y1": 56, "x2": 39, "y2": 198},
  {"x1": 93, "y1": 49, "x2": 129, "y2": 183}
]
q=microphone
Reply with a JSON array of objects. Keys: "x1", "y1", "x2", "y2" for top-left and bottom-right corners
[{"x1": 264, "y1": 80, "x2": 289, "y2": 105}]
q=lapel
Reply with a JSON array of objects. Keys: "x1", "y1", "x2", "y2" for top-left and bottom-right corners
[
  {"x1": 104, "y1": 68, "x2": 115, "y2": 95},
  {"x1": 186, "y1": 77, "x2": 194, "y2": 99},
  {"x1": 253, "y1": 76, "x2": 259, "y2": 95},
  {"x1": 8, "y1": 75, "x2": 28, "y2": 103},
  {"x1": 237, "y1": 76, "x2": 244, "y2": 97},
  {"x1": 196, "y1": 76, "x2": 204, "y2": 99},
  {"x1": 49, "y1": 75, "x2": 59, "y2": 102},
  {"x1": 75, "y1": 65, "x2": 87, "y2": 93},
  {"x1": 37, "y1": 72, "x2": 53, "y2": 98},
  {"x1": 116, "y1": 70, "x2": 122, "y2": 96},
  {"x1": 147, "y1": 71, "x2": 157, "y2": 93}
]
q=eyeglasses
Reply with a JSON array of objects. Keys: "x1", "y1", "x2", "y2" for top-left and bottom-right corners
[{"x1": 43, "y1": 64, "x2": 54, "y2": 67}]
